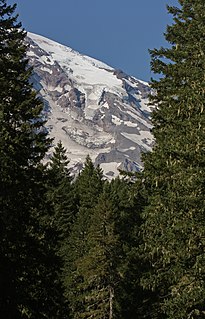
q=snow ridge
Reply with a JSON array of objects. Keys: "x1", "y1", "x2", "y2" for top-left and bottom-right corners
[{"x1": 26, "y1": 32, "x2": 154, "y2": 178}]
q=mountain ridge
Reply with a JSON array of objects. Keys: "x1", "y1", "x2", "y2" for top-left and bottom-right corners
[{"x1": 26, "y1": 32, "x2": 154, "y2": 178}]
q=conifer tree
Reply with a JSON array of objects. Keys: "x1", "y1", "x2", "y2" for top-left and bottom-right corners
[
  {"x1": 46, "y1": 141, "x2": 76, "y2": 240},
  {"x1": 141, "y1": 1, "x2": 205, "y2": 318},
  {"x1": 61, "y1": 156, "x2": 104, "y2": 317},
  {"x1": 0, "y1": 1, "x2": 64, "y2": 318},
  {"x1": 112, "y1": 177, "x2": 154, "y2": 319},
  {"x1": 64, "y1": 175, "x2": 148, "y2": 318},
  {"x1": 69, "y1": 181, "x2": 121, "y2": 319},
  {"x1": 65, "y1": 155, "x2": 104, "y2": 259},
  {"x1": 45, "y1": 141, "x2": 78, "y2": 318},
  {"x1": 75, "y1": 155, "x2": 104, "y2": 210}
]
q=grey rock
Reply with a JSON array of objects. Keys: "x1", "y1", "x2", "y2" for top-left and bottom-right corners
[{"x1": 26, "y1": 32, "x2": 155, "y2": 178}]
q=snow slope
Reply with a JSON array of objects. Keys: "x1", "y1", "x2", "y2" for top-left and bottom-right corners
[{"x1": 26, "y1": 32, "x2": 154, "y2": 178}]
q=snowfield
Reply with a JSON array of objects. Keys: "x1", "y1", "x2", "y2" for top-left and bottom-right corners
[{"x1": 27, "y1": 32, "x2": 154, "y2": 178}]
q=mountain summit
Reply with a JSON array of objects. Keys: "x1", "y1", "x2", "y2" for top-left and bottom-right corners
[{"x1": 26, "y1": 32, "x2": 154, "y2": 178}]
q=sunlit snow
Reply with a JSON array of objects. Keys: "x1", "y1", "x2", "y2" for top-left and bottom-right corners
[{"x1": 27, "y1": 32, "x2": 154, "y2": 178}]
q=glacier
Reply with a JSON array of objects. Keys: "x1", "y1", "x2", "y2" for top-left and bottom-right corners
[{"x1": 26, "y1": 32, "x2": 154, "y2": 178}]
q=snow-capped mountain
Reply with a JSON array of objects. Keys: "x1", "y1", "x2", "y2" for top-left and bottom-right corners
[{"x1": 26, "y1": 32, "x2": 154, "y2": 178}]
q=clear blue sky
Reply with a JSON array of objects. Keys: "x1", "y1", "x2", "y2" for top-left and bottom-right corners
[{"x1": 9, "y1": 0, "x2": 178, "y2": 81}]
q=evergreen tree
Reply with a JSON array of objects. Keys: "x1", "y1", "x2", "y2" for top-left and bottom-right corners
[
  {"x1": 44, "y1": 141, "x2": 78, "y2": 318},
  {"x1": 65, "y1": 155, "x2": 104, "y2": 260},
  {"x1": 63, "y1": 175, "x2": 149, "y2": 318},
  {"x1": 69, "y1": 181, "x2": 121, "y2": 319},
  {"x1": 75, "y1": 155, "x2": 104, "y2": 210},
  {"x1": 113, "y1": 177, "x2": 154, "y2": 319},
  {"x1": 0, "y1": 1, "x2": 64, "y2": 318},
  {"x1": 61, "y1": 156, "x2": 104, "y2": 317},
  {"x1": 46, "y1": 141, "x2": 76, "y2": 241},
  {"x1": 141, "y1": 1, "x2": 205, "y2": 318}
]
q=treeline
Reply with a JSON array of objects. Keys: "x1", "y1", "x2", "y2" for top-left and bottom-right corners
[{"x1": 1, "y1": 0, "x2": 205, "y2": 318}]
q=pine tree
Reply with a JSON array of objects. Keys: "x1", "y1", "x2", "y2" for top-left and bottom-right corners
[
  {"x1": 0, "y1": 1, "x2": 64, "y2": 318},
  {"x1": 64, "y1": 155, "x2": 104, "y2": 260},
  {"x1": 141, "y1": 1, "x2": 205, "y2": 318},
  {"x1": 70, "y1": 181, "x2": 121, "y2": 319},
  {"x1": 75, "y1": 155, "x2": 104, "y2": 210},
  {"x1": 46, "y1": 141, "x2": 76, "y2": 240},
  {"x1": 63, "y1": 175, "x2": 149, "y2": 318},
  {"x1": 61, "y1": 156, "x2": 105, "y2": 317},
  {"x1": 112, "y1": 177, "x2": 155, "y2": 319},
  {"x1": 44, "y1": 141, "x2": 78, "y2": 318}
]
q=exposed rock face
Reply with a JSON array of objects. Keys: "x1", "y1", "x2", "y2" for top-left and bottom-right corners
[{"x1": 26, "y1": 32, "x2": 154, "y2": 178}]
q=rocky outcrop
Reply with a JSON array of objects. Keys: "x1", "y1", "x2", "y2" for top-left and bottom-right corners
[{"x1": 26, "y1": 32, "x2": 154, "y2": 178}]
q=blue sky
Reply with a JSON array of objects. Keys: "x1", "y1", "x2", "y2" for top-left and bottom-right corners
[{"x1": 9, "y1": 0, "x2": 178, "y2": 81}]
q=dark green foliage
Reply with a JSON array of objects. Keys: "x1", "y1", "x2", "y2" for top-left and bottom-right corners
[
  {"x1": 0, "y1": 1, "x2": 64, "y2": 318},
  {"x1": 71, "y1": 181, "x2": 121, "y2": 319},
  {"x1": 141, "y1": 1, "x2": 205, "y2": 318},
  {"x1": 114, "y1": 177, "x2": 152, "y2": 319},
  {"x1": 49, "y1": 140, "x2": 70, "y2": 177},
  {"x1": 64, "y1": 155, "x2": 104, "y2": 262},
  {"x1": 61, "y1": 156, "x2": 105, "y2": 317},
  {"x1": 75, "y1": 155, "x2": 104, "y2": 209},
  {"x1": 46, "y1": 141, "x2": 76, "y2": 241},
  {"x1": 62, "y1": 168, "x2": 148, "y2": 318},
  {"x1": 44, "y1": 141, "x2": 79, "y2": 318}
]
